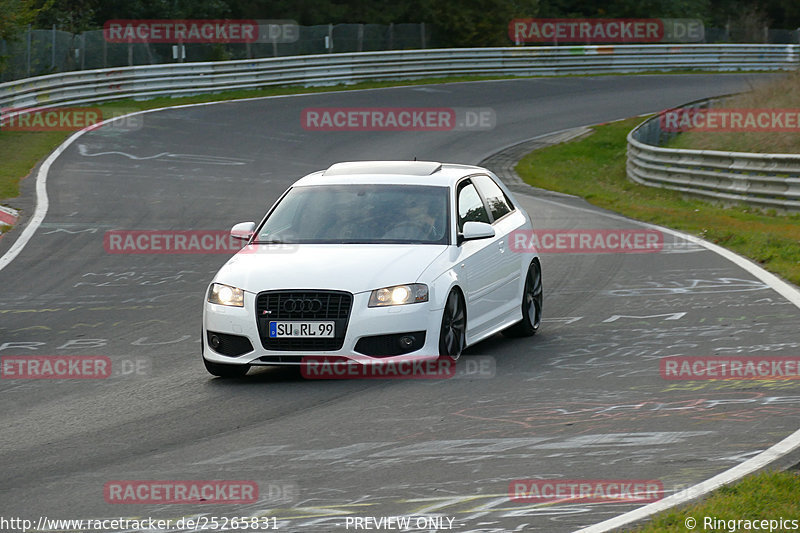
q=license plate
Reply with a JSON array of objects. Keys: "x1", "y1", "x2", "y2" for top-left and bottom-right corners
[{"x1": 269, "y1": 321, "x2": 335, "y2": 338}]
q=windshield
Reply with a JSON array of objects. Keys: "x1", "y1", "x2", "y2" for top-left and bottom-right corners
[{"x1": 254, "y1": 184, "x2": 450, "y2": 244}]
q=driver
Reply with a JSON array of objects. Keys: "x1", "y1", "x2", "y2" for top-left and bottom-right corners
[{"x1": 382, "y1": 194, "x2": 444, "y2": 241}]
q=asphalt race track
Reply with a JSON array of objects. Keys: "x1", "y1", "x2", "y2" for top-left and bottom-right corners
[{"x1": 2, "y1": 74, "x2": 800, "y2": 532}]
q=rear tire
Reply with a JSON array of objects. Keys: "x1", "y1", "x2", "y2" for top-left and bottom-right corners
[{"x1": 503, "y1": 260, "x2": 542, "y2": 338}]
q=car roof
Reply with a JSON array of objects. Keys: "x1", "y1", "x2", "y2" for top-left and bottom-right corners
[{"x1": 292, "y1": 161, "x2": 491, "y2": 187}]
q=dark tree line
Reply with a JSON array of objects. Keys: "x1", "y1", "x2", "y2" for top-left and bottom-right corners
[{"x1": 2, "y1": 0, "x2": 799, "y2": 47}]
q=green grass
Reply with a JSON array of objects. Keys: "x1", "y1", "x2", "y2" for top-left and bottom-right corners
[
  {"x1": 515, "y1": 116, "x2": 800, "y2": 286},
  {"x1": 666, "y1": 70, "x2": 800, "y2": 154},
  {"x1": 632, "y1": 470, "x2": 800, "y2": 532},
  {"x1": 0, "y1": 130, "x2": 72, "y2": 200}
]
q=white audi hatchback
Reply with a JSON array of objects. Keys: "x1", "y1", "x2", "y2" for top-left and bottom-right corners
[{"x1": 202, "y1": 161, "x2": 542, "y2": 377}]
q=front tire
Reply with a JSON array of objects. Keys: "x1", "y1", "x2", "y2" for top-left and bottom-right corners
[
  {"x1": 439, "y1": 289, "x2": 466, "y2": 359},
  {"x1": 503, "y1": 260, "x2": 543, "y2": 337}
]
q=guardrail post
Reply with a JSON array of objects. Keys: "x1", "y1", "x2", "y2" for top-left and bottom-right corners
[
  {"x1": 1, "y1": 40, "x2": 6, "y2": 82},
  {"x1": 420, "y1": 22, "x2": 426, "y2": 48},
  {"x1": 327, "y1": 24, "x2": 333, "y2": 53},
  {"x1": 51, "y1": 24, "x2": 56, "y2": 71},
  {"x1": 26, "y1": 25, "x2": 31, "y2": 77},
  {"x1": 357, "y1": 24, "x2": 363, "y2": 52},
  {"x1": 388, "y1": 23, "x2": 394, "y2": 50}
]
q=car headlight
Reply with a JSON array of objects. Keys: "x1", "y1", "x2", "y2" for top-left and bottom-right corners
[
  {"x1": 368, "y1": 283, "x2": 428, "y2": 307},
  {"x1": 207, "y1": 283, "x2": 244, "y2": 307}
]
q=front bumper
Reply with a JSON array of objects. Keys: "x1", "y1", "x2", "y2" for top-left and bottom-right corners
[{"x1": 202, "y1": 290, "x2": 442, "y2": 366}]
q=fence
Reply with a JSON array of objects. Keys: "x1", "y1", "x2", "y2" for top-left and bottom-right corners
[
  {"x1": 2, "y1": 23, "x2": 799, "y2": 83},
  {"x1": 627, "y1": 97, "x2": 800, "y2": 210},
  {"x1": 0, "y1": 23, "x2": 431, "y2": 82}
]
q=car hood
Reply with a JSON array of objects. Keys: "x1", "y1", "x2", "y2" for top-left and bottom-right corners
[{"x1": 214, "y1": 244, "x2": 449, "y2": 294}]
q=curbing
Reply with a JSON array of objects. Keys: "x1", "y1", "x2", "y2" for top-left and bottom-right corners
[
  {"x1": 0, "y1": 205, "x2": 19, "y2": 240},
  {"x1": 0, "y1": 205, "x2": 19, "y2": 226}
]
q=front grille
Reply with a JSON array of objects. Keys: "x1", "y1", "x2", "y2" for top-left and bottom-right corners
[
  {"x1": 257, "y1": 355, "x2": 351, "y2": 365},
  {"x1": 258, "y1": 355, "x2": 306, "y2": 364},
  {"x1": 256, "y1": 290, "x2": 353, "y2": 351}
]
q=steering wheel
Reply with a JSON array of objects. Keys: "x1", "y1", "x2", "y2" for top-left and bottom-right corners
[{"x1": 384, "y1": 220, "x2": 436, "y2": 240}]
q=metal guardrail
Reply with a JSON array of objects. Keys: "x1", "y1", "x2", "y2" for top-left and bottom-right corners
[
  {"x1": 1, "y1": 44, "x2": 798, "y2": 111},
  {"x1": 627, "y1": 96, "x2": 800, "y2": 211}
]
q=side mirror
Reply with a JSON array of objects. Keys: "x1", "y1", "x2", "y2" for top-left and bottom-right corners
[
  {"x1": 230, "y1": 222, "x2": 256, "y2": 241},
  {"x1": 458, "y1": 221, "x2": 495, "y2": 245}
]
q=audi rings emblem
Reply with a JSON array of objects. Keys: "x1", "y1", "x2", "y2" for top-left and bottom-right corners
[{"x1": 283, "y1": 298, "x2": 323, "y2": 313}]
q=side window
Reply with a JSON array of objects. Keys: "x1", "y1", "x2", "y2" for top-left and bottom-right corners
[
  {"x1": 472, "y1": 175, "x2": 514, "y2": 222},
  {"x1": 457, "y1": 181, "x2": 490, "y2": 232}
]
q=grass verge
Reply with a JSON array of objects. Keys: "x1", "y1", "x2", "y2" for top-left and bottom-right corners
[
  {"x1": 631, "y1": 469, "x2": 800, "y2": 532},
  {"x1": 667, "y1": 70, "x2": 800, "y2": 154},
  {"x1": 515, "y1": 116, "x2": 800, "y2": 286}
]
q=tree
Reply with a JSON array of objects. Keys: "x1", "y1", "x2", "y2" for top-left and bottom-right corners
[
  {"x1": 417, "y1": 0, "x2": 541, "y2": 47},
  {"x1": 0, "y1": 0, "x2": 51, "y2": 74},
  {"x1": 0, "y1": 0, "x2": 48, "y2": 40}
]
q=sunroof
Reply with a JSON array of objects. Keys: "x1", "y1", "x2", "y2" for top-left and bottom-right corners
[{"x1": 323, "y1": 161, "x2": 442, "y2": 176}]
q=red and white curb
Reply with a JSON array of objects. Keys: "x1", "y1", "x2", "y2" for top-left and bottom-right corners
[{"x1": 0, "y1": 206, "x2": 19, "y2": 240}]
